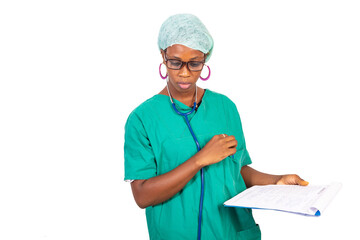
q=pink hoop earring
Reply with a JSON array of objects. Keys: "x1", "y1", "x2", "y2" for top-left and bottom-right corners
[
  {"x1": 159, "y1": 63, "x2": 168, "y2": 79},
  {"x1": 199, "y1": 65, "x2": 211, "y2": 81}
]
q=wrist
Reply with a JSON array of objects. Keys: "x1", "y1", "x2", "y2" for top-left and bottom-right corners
[
  {"x1": 191, "y1": 152, "x2": 207, "y2": 169},
  {"x1": 274, "y1": 175, "x2": 285, "y2": 184}
]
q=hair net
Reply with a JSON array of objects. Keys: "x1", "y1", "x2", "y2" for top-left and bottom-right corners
[{"x1": 158, "y1": 14, "x2": 214, "y2": 62}]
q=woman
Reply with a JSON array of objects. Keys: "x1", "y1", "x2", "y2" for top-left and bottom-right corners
[{"x1": 124, "y1": 14, "x2": 308, "y2": 240}]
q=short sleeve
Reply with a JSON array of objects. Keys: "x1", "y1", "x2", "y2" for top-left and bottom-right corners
[
  {"x1": 226, "y1": 97, "x2": 252, "y2": 167},
  {"x1": 124, "y1": 111, "x2": 157, "y2": 181},
  {"x1": 239, "y1": 148, "x2": 252, "y2": 167}
]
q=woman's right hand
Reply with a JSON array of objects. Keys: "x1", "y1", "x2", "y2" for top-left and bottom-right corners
[
  {"x1": 196, "y1": 134, "x2": 238, "y2": 167},
  {"x1": 131, "y1": 134, "x2": 238, "y2": 208}
]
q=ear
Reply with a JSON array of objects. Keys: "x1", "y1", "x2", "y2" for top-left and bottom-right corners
[
  {"x1": 160, "y1": 49, "x2": 166, "y2": 64},
  {"x1": 204, "y1": 53, "x2": 208, "y2": 61}
]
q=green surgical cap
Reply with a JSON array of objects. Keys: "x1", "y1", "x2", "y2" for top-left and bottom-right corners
[{"x1": 158, "y1": 14, "x2": 214, "y2": 62}]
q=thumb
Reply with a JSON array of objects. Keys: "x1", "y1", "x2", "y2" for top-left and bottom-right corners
[{"x1": 297, "y1": 177, "x2": 309, "y2": 186}]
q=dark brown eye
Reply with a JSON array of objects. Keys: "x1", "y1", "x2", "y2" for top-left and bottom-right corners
[
  {"x1": 168, "y1": 60, "x2": 182, "y2": 67},
  {"x1": 189, "y1": 62, "x2": 202, "y2": 68},
  {"x1": 189, "y1": 61, "x2": 204, "y2": 70}
]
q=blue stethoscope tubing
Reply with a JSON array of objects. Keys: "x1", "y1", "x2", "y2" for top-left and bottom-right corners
[{"x1": 170, "y1": 101, "x2": 204, "y2": 240}]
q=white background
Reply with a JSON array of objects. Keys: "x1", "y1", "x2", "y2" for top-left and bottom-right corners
[{"x1": 1, "y1": 0, "x2": 359, "y2": 239}]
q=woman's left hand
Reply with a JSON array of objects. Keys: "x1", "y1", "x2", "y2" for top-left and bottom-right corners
[{"x1": 276, "y1": 174, "x2": 309, "y2": 186}]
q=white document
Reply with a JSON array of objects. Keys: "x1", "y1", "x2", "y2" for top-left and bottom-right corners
[{"x1": 224, "y1": 182, "x2": 341, "y2": 216}]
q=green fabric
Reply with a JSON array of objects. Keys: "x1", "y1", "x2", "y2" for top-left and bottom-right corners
[{"x1": 124, "y1": 89, "x2": 261, "y2": 240}]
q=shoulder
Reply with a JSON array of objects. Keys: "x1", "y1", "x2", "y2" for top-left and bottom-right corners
[
  {"x1": 125, "y1": 95, "x2": 164, "y2": 125},
  {"x1": 206, "y1": 89, "x2": 238, "y2": 108},
  {"x1": 131, "y1": 95, "x2": 160, "y2": 114}
]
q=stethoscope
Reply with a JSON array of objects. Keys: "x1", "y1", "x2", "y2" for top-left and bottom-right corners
[{"x1": 166, "y1": 78, "x2": 205, "y2": 240}]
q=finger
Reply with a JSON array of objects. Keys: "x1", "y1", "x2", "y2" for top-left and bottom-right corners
[
  {"x1": 224, "y1": 135, "x2": 236, "y2": 142},
  {"x1": 218, "y1": 134, "x2": 227, "y2": 139},
  {"x1": 224, "y1": 147, "x2": 237, "y2": 158},
  {"x1": 226, "y1": 139, "x2": 238, "y2": 148},
  {"x1": 229, "y1": 147, "x2": 237, "y2": 155},
  {"x1": 299, "y1": 180, "x2": 309, "y2": 186},
  {"x1": 295, "y1": 175, "x2": 309, "y2": 186}
]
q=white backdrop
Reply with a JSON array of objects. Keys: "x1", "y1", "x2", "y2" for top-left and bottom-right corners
[{"x1": 1, "y1": 0, "x2": 359, "y2": 239}]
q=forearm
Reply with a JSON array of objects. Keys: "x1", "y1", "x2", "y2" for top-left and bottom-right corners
[
  {"x1": 240, "y1": 165, "x2": 282, "y2": 188},
  {"x1": 131, "y1": 153, "x2": 204, "y2": 208},
  {"x1": 130, "y1": 134, "x2": 238, "y2": 208}
]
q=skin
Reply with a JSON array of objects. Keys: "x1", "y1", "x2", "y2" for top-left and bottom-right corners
[
  {"x1": 131, "y1": 44, "x2": 308, "y2": 209},
  {"x1": 158, "y1": 44, "x2": 206, "y2": 106}
]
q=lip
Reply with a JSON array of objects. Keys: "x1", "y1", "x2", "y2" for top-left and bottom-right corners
[{"x1": 177, "y1": 82, "x2": 192, "y2": 89}]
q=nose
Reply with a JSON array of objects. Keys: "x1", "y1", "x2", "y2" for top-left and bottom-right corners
[{"x1": 179, "y1": 63, "x2": 191, "y2": 77}]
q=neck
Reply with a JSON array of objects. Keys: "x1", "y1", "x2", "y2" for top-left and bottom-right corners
[{"x1": 166, "y1": 79, "x2": 197, "y2": 107}]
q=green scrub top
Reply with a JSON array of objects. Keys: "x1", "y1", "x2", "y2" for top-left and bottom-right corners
[{"x1": 124, "y1": 89, "x2": 261, "y2": 240}]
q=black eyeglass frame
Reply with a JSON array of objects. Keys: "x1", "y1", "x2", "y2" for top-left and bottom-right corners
[{"x1": 163, "y1": 50, "x2": 206, "y2": 72}]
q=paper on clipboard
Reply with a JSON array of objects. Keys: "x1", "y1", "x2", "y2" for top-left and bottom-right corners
[{"x1": 224, "y1": 182, "x2": 341, "y2": 216}]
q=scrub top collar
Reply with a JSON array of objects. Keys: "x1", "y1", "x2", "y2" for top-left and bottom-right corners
[{"x1": 156, "y1": 88, "x2": 209, "y2": 112}]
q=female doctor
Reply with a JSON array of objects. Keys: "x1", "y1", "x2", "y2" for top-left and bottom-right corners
[{"x1": 124, "y1": 14, "x2": 308, "y2": 240}]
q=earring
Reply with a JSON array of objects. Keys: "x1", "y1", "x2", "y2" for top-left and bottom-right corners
[
  {"x1": 199, "y1": 65, "x2": 211, "y2": 81},
  {"x1": 159, "y1": 63, "x2": 168, "y2": 79}
]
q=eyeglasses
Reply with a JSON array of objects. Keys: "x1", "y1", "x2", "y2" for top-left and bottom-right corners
[{"x1": 164, "y1": 52, "x2": 205, "y2": 72}]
